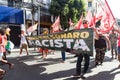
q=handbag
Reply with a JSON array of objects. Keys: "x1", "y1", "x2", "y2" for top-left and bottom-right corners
[{"x1": 5, "y1": 40, "x2": 14, "y2": 51}]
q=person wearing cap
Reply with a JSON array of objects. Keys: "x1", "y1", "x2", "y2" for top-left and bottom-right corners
[
  {"x1": 73, "y1": 20, "x2": 92, "y2": 79},
  {"x1": 19, "y1": 29, "x2": 29, "y2": 56}
]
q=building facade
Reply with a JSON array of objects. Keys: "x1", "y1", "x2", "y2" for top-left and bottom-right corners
[{"x1": 0, "y1": 0, "x2": 52, "y2": 46}]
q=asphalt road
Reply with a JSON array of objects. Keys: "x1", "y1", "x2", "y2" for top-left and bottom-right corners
[{"x1": 1, "y1": 48, "x2": 120, "y2": 80}]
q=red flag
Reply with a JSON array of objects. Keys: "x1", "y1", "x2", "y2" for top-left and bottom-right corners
[
  {"x1": 85, "y1": 11, "x2": 95, "y2": 27},
  {"x1": 27, "y1": 23, "x2": 38, "y2": 33},
  {"x1": 69, "y1": 18, "x2": 74, "y2": 26},
  {"x1": 75, "y1": 15, "x2": 84, "y2": 29},
  {"x1": 95, "y1": 2, "x2": 104, "y2": 23},
  {"x1": 100, "y1": 0, "x2": 115, "y2": 33},
  {"x1": 51, "y1": 16, "x2": 60, "y2": 33}
]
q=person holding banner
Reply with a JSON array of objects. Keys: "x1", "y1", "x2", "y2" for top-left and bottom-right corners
[
  {"x1": 40, "y1": 28, "x2": 49, "y2": 59},
  {"x1": 73, "y1": 19, "x2": 100, "y2": 79},
  {"x1": 73, "y1": 20, "x2": 91, "y2": 79}
]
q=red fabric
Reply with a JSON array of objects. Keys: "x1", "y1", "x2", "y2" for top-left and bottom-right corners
[
  {"x1": 0, "y1": 35, "x2": 6, "y2": 53},
  {"x1": 75, "y1": 15, "x2": 84, "y2": 29},
  {"x1": 51, "y1": 16, "x2": 60, "y2": 33},
  {"x1": 118, "y1": 37, "x2": 120, "y2": 47},
  {"x1": 0, "y1": 36, "x2": 2, "y2": 44},
  {"x1": 95, "y1": 3, "x2": 104, "y2": 23},
  {"x1": 85, "y1": 11, "x2": 95, "y2": 28},
  {"x1": 39, "y1": 48, "x2": 48, "y2": 53},
  {"x1": 27, "y1": 23, "x2": 38, "y2": 33},
  {"x1": 39, "y1": 48, "x2": 42, "y2": 53},
  {"x1": 99, "y1": 0, "x2": 115, "y2": 33},
  {"x1": 69, "y1": 18, "x2": 74, "y2": 26}
]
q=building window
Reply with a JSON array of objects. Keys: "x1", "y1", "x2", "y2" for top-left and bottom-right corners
[{"x1": 88, "y1": 1, "x2": 92, "y2": 7}]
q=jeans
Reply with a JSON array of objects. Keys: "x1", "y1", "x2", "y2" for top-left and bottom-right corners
[
  {"x1": 76, "y1": 53, "x2": 90, "y2": 75},
  {"x1": 61, "y1": 51, "x2": 66, "y2": 61}
]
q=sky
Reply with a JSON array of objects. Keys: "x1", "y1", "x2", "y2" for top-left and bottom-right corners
[{"x1": 107, "y1": 0, "x2": 120, "y2": 19}]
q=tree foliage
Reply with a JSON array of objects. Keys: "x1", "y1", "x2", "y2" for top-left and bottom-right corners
[{"x1": 49, "y1": 0, "x2": 86, "y2": 29}]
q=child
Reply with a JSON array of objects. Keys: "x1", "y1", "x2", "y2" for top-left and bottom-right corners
[{"x1": 19, "y1": 29, "x2": 29, "y2": 56}]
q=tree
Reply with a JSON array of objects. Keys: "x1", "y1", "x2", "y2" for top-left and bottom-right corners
[{"x1": 49, "y1": 0, "x2": 86, "y2": 29}]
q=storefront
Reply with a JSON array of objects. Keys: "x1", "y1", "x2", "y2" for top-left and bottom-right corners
[{"x1": 0, "y1": 6, "x2": 24, "y2": 47}]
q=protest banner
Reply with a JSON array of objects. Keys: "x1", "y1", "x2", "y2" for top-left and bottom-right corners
[{"x1": 26, "y1": 28, "x2": 94, "y2": 56}]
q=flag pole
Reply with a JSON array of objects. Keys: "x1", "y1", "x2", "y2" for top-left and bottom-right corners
[{"x1": 38, "y1": 6, "x2": 41, "y2": 35}]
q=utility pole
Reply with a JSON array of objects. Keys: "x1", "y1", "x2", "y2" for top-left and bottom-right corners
[
  {"x1": 22, "y1": 0, "x2": 26, "y2": 26},
  {"x1": 38, "y1": 6, "x2": 40, "y2": 35},
  {"x1": 31, "y1": 0, "x2": 34, "y2": 25}
]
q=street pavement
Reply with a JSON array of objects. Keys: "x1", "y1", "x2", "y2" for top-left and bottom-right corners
[{"x1": 1, "y1": 48, "x2": 120, "y2": 80}]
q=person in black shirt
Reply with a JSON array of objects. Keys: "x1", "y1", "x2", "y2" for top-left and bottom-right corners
[{"x1": 95, "y1": 32, "x2": 110, "y2": 66}]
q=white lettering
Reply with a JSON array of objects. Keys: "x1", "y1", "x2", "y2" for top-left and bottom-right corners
[
  {"x1": 54, "y1": 39, "x2": 63, "y2": 48},
  {"x1": 28, "y1": 40, "x2": 34, "y2": 45},
  {"x1": 49, "y1": 40, "x2": 54, "y2": 47},
  {"x1": 73, "y1": 39, "x2": 90, "y2": 51},
  {"x1": 42, "y1": 40, "x2": 49, "y2": 47},
  {"x1": 63, "y1": 39, "x2": 74, "y2": 48},
  {"x1": 35, "y1": 40, "x2": 42, "y2": 46}
]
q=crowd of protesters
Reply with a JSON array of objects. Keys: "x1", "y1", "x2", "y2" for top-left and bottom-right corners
[
  {"x1": 27, "y1": 19, "x2": 120, "y2": 79},
  {"x1": 30, "y1": 19, "x2": 120, "y2": 79},
  {"x1": 1, "y1": 20, "x2": 120, "y2": 80}
]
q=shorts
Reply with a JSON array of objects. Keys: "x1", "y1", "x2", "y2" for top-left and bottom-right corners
[
  {"x1": 39, "y1": 48, "x2": 48, "y2": 53},
  {"x1": 118, "y1": 46, "x2": 120, "y2": 54},
  {"x1": 20, "y1": 44, "x2": 28, "y2": 50}
]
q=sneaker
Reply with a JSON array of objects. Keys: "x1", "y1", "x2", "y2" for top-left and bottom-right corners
[
  {"x1": 73, "y1": 74, "x2": 80, "y2": 78},
  {"x1": 100, "y1": 62, "x2": 103, "y2": 65},
  {"x1": 118, "y1": 65, "x2": 120, "y2": 68},
  {"x1": 9, "y1": 63, "x2": 14, "y2": 69},
  {"x1": 80, "y1": 75, "x2": 86, "y2": 79},
  {"x1": 61, "y1": 60, "x2": 65, "y2": 63},
  {"x1": 95, "y1": 62, "x2": 98, "y2": 67}
]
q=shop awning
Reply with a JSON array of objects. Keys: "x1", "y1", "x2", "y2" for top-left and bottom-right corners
[{"x1": 0, "y1": 6, "x2": 23, "y2": 24}]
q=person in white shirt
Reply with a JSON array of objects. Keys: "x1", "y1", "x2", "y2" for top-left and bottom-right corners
[{"x1": 19, "y1": 29, "x2": 29, "y2": 56}]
